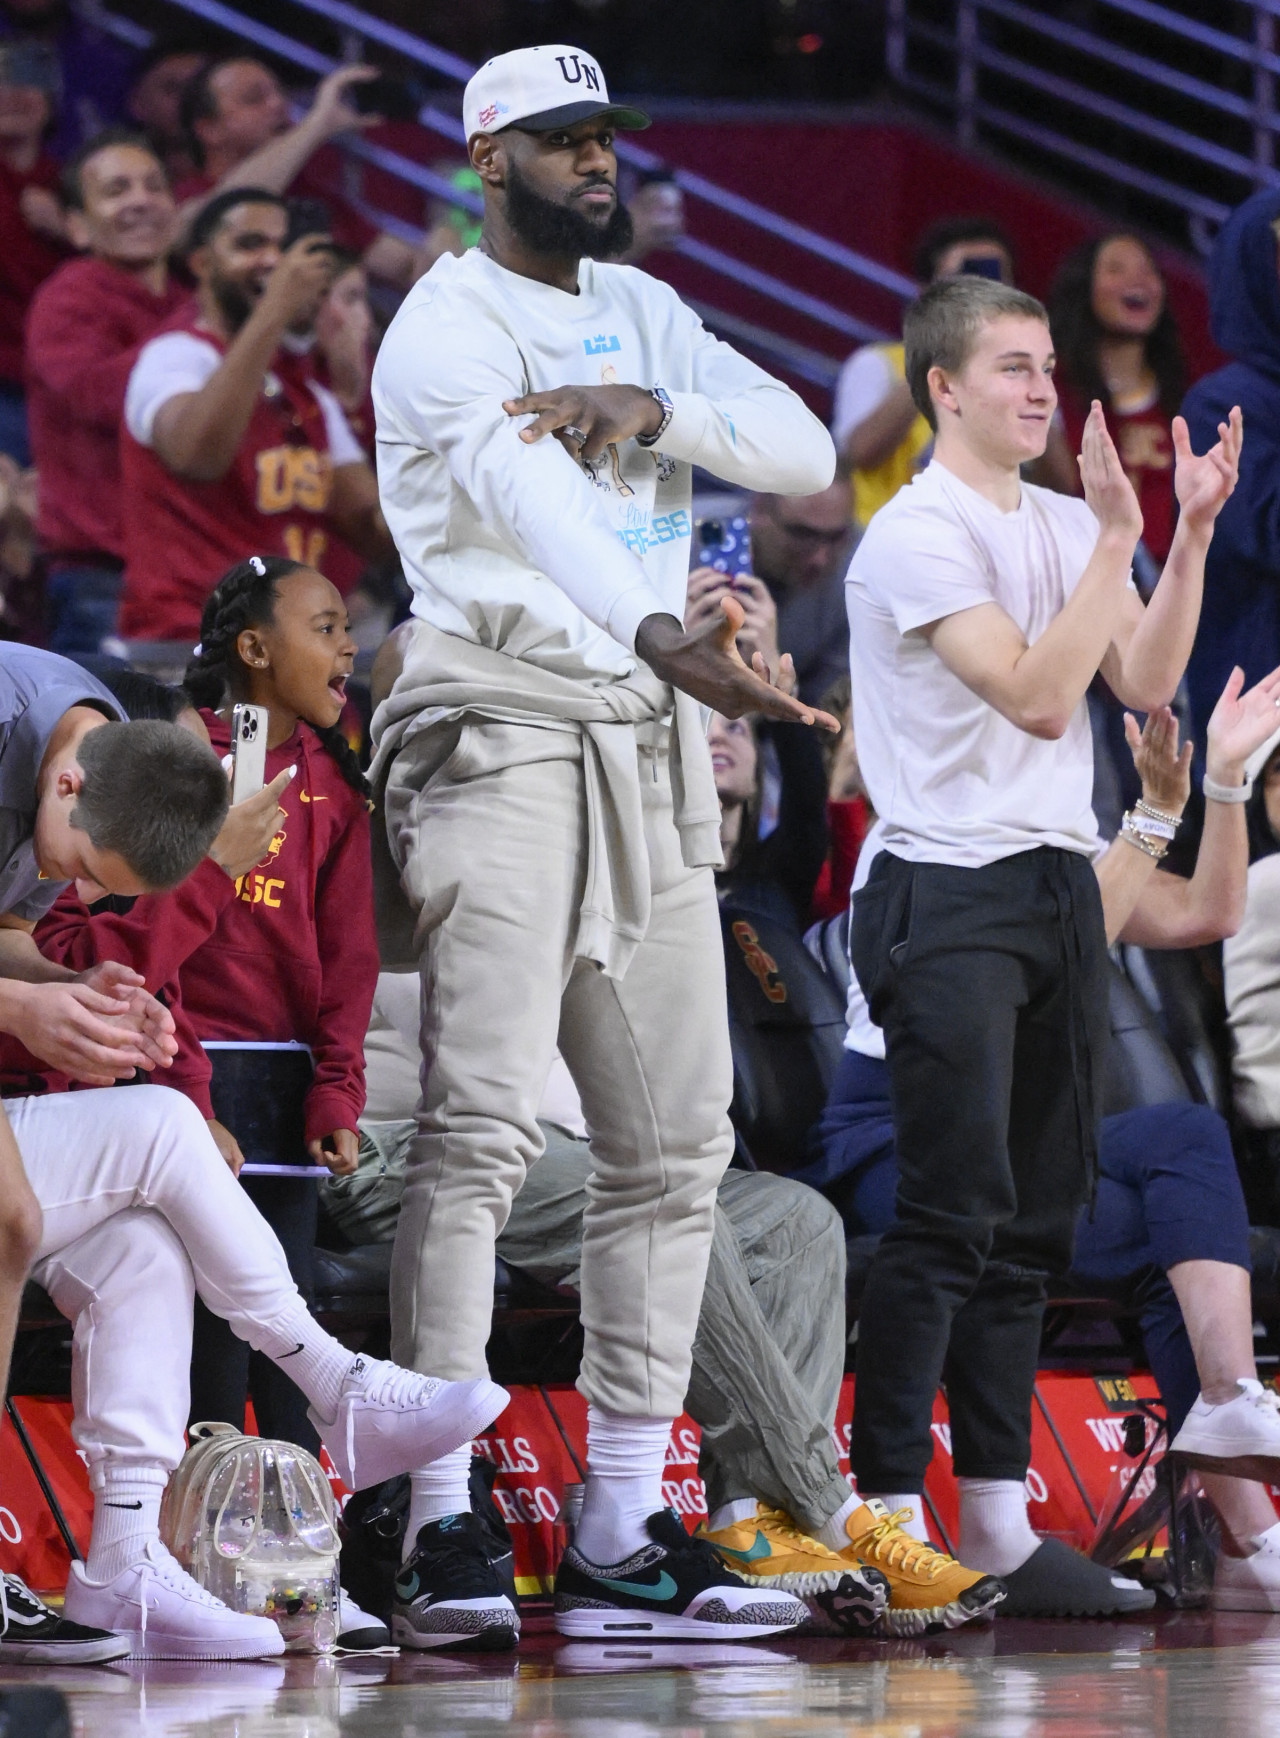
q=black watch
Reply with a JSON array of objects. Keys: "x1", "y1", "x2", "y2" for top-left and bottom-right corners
[{"x1": 636, "y1": 385, "x2": 674, "y2": 448}]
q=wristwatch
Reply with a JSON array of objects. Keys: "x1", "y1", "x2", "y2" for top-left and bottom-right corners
[{"x1": 636, "y1": 385, "x2": 674, "y2": 448}]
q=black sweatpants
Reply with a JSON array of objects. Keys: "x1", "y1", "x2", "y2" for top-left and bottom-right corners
[{"x1": 848, "y1": 845, "x2": 1109, "y2": 1492}]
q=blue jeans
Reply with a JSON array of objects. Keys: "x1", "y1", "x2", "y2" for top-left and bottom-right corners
[
  {"x1": 46, "y1": 562, "x2": 124, "y2": 656},
  {"x1": 811, "y1": 1047, "x2": 1252, "y2": 1435}
]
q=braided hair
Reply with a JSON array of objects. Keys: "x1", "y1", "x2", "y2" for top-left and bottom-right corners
[{"x1": 184, "y1": 555, "x2": 369, "y2": 798}]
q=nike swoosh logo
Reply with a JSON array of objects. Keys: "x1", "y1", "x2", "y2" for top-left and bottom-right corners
[
  {"x1": 713, "y1": 1531, "x2": 773, "y2": 1564},
  {"x1": 395, "y1": 1571, "x2": 419, "y2": 1601},
  {"x1": 299, "y1": 791, "x2": 327, "y2": 802},
  {"x1": 596, "y1": 1570, "x2": 679, "y2": 1603},
  {"x1": 105, "y1": 1500, "x2": 143, "y2": 1510},
  {"x1": 278, "y1": 1343, "x2": 305, "y2": 1358}
]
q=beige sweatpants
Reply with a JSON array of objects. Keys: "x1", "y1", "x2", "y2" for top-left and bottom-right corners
[{"x1": 384, "y1": 718, "x2": 735, "y2": 1419}]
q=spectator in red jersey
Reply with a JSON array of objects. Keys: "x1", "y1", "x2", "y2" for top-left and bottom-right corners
[
  {"x1": 0, "y1": 39, "x2": 66, "y2": 464},
  {"x1": 37, "y1": 555, "x2": 377, "y2": 1450},
  {"x1": 26, "y1": 129, "x2": 189, "y2": 654},
  {"x1": 809, "y1": 674, "x2": 873, "y2": 924},
  {"x1": 176, "y1": 57, "x2": 427, "y2": 291},
  {"x1": 117, "y1": 187, "x2": 392, "y2": 644},
  {"x1": 1049, "y1": 233, "x2": 1187, "y2": 572},
  {"x1": 124, "y1": 36, "x2": 211, "y2": 185}
]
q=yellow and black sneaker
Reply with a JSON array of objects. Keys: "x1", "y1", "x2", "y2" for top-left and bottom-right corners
[
  {"x1": 700, "y1": 1503, "x2": 889, "y2": 1636},
  {"x1": 835, "y1": 1500, "x2": 1005, "y2": 1636}
]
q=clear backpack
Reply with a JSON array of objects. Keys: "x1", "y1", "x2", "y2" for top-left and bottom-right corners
[{"x1": 161, "y1": 1422, "x2": 341, "y2": 1652}]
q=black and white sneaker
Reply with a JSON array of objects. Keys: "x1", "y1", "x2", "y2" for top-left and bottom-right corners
[
  {"x1": 554, "y1": 1510, "x2": 809, "y2": 1641},
  {"x1": 0, "y1": 1572, "x2": 130, "y2": 1664},
  {"x1": 392, "y1": 1512, "x2": 519, "y2": 1652}
]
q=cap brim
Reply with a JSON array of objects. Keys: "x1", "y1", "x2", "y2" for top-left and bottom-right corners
[{"x1": 504, "y1": 99, "x2": 650, "y2": 133}]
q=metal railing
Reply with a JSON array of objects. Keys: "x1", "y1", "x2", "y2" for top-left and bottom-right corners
[
  {"x1": 886, "y1": 0, "x2": 1280, "y2": 247},
  {"x1": 95, "y1": 0, "x2": 915, "y2": 374}
]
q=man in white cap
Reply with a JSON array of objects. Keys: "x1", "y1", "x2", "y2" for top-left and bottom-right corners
[{"x1": 371, "y1": 45, "x2": 854, "y2": 1647}]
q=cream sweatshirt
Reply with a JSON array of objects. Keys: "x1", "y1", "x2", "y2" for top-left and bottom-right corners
[
  {"x1": 372, "y1": 248, "x2": 836, "y2": 683},
  {"x1": 1225, "y1": 852, "x2": 1280, "y2": 1129}
]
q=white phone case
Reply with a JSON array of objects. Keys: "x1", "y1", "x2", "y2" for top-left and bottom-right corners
[{"x1": 230, "y1": 704, "x2": 269, "y2": 804}]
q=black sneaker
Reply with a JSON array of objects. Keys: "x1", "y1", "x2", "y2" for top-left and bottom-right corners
[
  {"x1": 392, "y1": 1512, "x2": 519, "y2": 1652},
  {"x1": 0, "y1": 1573, "x2": 130, "y2": 1664},
  {"x1": 554, "y1": 1510, "x2": 809, "y2": 1641}
]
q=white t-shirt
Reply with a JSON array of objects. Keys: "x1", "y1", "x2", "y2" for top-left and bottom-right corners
[
  {"x1": 372, "y1": 249, "x2": 835, "y2": 683},
  {"x1": 845, "y1": 460, "x2": 1107, "y2": 867},
  {"x1": 124, "y1": 331, "x2": 364, "y2": 466}
]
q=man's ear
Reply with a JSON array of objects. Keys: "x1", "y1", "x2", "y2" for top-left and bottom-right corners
[
  {"x1": 470, "y1": 132, "x2": 503, "y2": 190},
  {"x1": 928, "y1": 363, "x2": 958, "y2": 421},
  {"x1": 55, "y1": 764, "x2": 85, "y2": 802},
  {"x1": 65, "y1": 209, "x2": 91, "y2": 252}
]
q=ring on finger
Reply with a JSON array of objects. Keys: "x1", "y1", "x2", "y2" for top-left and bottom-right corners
[{"x1": 562, "y1": 424, "x2": 588, "y2": 448}]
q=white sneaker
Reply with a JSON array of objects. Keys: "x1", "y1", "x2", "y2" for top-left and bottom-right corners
[
  {"x1": 309, "y1": 1356, "x2": 508, "y2": 1490},
  {"x1": 1170, "y1": 1379, "x2": 1280, "y2": 1481},
  {"x1": 63, "y1": 1539, "x2": 286, "y2": 1660},
  {"x1": 338, "y1": 1587, "x2": 391, "y2": 1650},
  {"x1": 1214, "y1": 1525, "x2": 1280, "y2": 1611}
]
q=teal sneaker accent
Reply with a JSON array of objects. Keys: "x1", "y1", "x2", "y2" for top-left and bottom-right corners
[
  {"x1": 394, "y1": 1569, "x2": 420, "y2": 1601},
  {"x1": 595, "y1": 1570, "x2": 679, "y2": 1603},
  {"x1": 713, "y1": 1531, "x2": 773, "y2": 1565}
]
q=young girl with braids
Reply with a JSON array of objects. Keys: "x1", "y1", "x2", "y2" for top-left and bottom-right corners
[{"x1": 34, "y1": 555, "x2": 379, "y2": 1449}]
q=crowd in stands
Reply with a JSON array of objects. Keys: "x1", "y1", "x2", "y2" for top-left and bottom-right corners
[{"x1": 4, "y1": 19, "x2": 1280, "y2": 1673}]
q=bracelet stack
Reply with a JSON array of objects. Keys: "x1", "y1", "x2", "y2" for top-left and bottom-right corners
[{"x1": 1120, "y1": 799, "x2": 1180, "y2": 861}]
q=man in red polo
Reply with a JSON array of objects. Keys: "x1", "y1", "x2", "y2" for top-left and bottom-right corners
[
  {"x1": 26, "y1": 129, "x2": 189, "y2": 652},
  {"x1": 118, "y1": 186, "x2": 390, "y2": 642}
]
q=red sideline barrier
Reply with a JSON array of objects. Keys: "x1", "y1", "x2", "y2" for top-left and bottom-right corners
[{"x1": 8, "y1": 1377, "x2": 1278, "y2": 1595}]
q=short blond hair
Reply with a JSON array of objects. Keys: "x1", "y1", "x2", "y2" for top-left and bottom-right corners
[{"x1": 904, "y1": 276, "x2": 1048, "y2": 431}]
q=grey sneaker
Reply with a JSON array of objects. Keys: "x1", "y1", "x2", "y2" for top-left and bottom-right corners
[{"x1": 391, "y1": 1512, "x2": 519, "y2": 1652}]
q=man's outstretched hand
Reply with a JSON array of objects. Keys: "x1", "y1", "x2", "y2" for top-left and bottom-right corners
[{"x1": 636, "y1": 595, "x2": 840, "y2": 730}]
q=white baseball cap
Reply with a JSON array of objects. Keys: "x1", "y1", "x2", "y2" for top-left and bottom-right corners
[{"x1": 462, "y1": 45, "x2": 649, "y2": 142}]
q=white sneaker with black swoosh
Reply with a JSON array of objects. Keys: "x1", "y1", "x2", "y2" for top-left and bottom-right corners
[
  {"x1": 308, "y1": 1357, "x2": 509, "y2": 1490},
  {"x1": 554, "y1": 1510, "x2": 808, "y2": 1641}
]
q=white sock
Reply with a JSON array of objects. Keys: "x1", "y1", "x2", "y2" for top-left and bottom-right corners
[
  {"x1": 402, "y1": 1446, "x2": 474, "y2": 1562},
  {"x1": 257, "y1": 1310, "x2": 355, "y2": 1423},
  {"x1": 707, "y1": 1498, "x2": 759, "y2": 1533},
  {"x1": 86, "y1": 1465, "x2": 168, "y2": 1584},
  {"x1": 815, "y1": 1491, "x2": 863, "y2": 1553},
  {"x1": 862, "y1": 1492, "x2": 930, "y2": 1543},
  {"x1": 574, "y1": 1406, "x2": 673, "y2": 1566},
  {"x1": 957, "y1": 1477, "x2": 1040, "y2": 1576}
]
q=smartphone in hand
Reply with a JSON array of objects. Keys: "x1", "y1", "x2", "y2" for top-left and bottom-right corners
[
  {"x1": 695, "y1": 514, "x2": 753, "y2": 580},
  {"x1": 230, "y1": 704, "x2": 269, "y2": 804}
]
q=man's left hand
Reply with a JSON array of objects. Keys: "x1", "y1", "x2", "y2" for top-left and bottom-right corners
[
  {"x1": 307, "y1": 1127, "x2": 360, "y2": 1177},
  {"x1": 73, "y1": 961, "x2": 176, "y2": 1068},
  {"x1": 1173, "y1": 405, "x2": 1243, "y2": 535},
  {"x1": 504, "y1": 384, "x2": 662, "y2": 460}
]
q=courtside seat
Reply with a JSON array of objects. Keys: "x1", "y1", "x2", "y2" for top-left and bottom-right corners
[
  {"x1": 310, "y1": 1243, "x2": 578, "y2": 1329},
  {"x1": 722, "y1": 902, "x2": 848, "y2": 1174}
]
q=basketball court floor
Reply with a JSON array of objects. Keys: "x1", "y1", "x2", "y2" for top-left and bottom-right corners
[{"x1": 6, "y1": 1609, "x2": 1280, "y2": 1737}]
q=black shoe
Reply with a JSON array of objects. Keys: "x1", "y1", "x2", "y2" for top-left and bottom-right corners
[
  {"x1": 998, "y1": 1539, "x2": 1157, "y2": 1618},
  {"x1": 0, "y1": 1573, "x2": 130, "y2": 1664},
  {"x1": 392, "y1": 1512, "x2": 520, "y2": 1652},
  {"x1": 554, "y1": 1510, "x2": 810, "y2": 1641}
]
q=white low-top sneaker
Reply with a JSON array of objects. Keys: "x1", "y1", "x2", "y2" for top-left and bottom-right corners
[
  {"x1": 309, "y1": 1356, "x2": 508, "y2": 1491},
  {"x1": 63, "y1": 1539, "x2": 285, "y2": 1660},
  {"x1": 337, "y1": 1587, "x2": 391, "y2": 1651},
  {"x1": 1170, "y1": 1378, "x2": 1280, "y2": 1481},
  {"x1": 1214, "y1": 1524, "x2": 1280, "y2": 1611}
]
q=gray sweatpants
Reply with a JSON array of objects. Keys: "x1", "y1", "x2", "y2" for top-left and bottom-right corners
[{"x1": 330, "y1": 1121, "x2": 853, "y2": 1534}]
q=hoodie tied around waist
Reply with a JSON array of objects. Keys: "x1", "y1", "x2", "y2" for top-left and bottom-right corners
[{"x1": 369, "y1": 620, "x2": 723, "y2": 981}]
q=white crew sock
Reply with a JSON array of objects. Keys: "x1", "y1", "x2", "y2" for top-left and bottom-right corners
[
  {"x1": 257, "y1": 1310, "x2": 355, "y2": 1423},
  {"x1": 86, "y1": 1465, "x2": 168, "y2": 1585},
  {"x1": 861, "y1": 1492, "x2": 930, "y2": 1543},
  {"x1": 402, "y1": 1445, "x2": 474, "y2": 1562},
  {"x1": 957, "y1": 1477, "x2": 1040, "y2": 1576},
  {"x1": 574, "y1": 1406, "x2": 673, "y2": 1567},
  {"x1": 707, "y1": 1498, "x2": 759, "y2": 1534},
  {"x1": 815, "y1": 1491, "x2": 863, "y2": 1553}
]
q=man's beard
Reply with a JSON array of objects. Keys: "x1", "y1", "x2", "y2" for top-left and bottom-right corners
[
  {"x1": 210, "y1": 275, "x2": 256, "y2": 333},
  {"x1": 504, "y1": 162, "x2": 634, "y2": 261}
]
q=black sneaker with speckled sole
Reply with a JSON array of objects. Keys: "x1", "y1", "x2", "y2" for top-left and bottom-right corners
[{"x1": 555, "y1": 1510, "x2": 809, "y2": 1641}]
